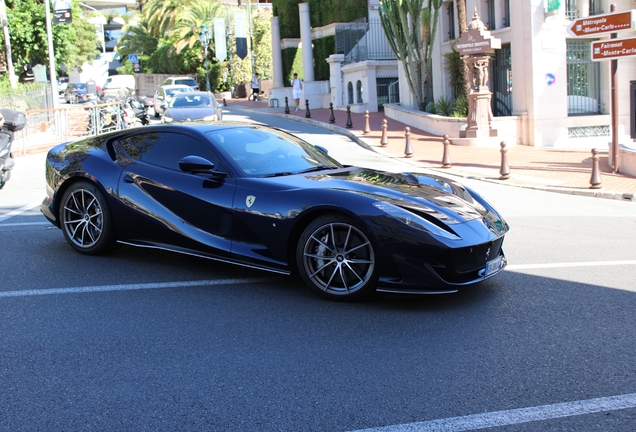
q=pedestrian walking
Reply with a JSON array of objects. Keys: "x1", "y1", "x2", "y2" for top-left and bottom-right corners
[
  {"x1": 251, "y1": 73, "x2": 260, "y2": 101},
  {"x1": 291, "y1": 73, "x2": 303, "y2": 111}
]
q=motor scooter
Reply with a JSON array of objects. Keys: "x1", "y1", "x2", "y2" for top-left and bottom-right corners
[{"x1": 0, "y1": 109, "x2": 27, "y2": 190}]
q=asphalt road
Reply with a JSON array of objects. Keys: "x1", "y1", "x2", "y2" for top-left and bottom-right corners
[{"x1": 1, "y1": 111, "x2": 635, "y2": 431}]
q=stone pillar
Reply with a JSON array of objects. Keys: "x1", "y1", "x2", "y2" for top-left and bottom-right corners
[
  {"x1": 299, "y1": 3, "x2": 314, "y2": 82},
  {"x1": 270, "y1": 16, "x2": 283, "y2": 89},
  {"x1": 327, "y1": 54, "x2": 344, "y2": 107}
]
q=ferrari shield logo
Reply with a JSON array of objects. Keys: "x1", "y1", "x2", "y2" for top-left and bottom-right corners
[{"x1": 246, "y1": 195, "x2": 256, "y2": 208}]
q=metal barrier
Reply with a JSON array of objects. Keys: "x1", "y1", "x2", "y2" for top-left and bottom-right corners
[{"x1": 16, "y1": 102, "x2": 125, "y2": 155}]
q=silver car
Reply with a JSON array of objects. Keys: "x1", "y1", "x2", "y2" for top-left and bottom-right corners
[
  {"x1": 153, "y1": 84, "x2": 194, "y2": 117},
  {"x1": 161, "y1": 91, "x2": 223, "y2": 123}
]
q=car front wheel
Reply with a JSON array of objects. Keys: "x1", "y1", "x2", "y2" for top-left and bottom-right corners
[
  {"x1": 59, "y1": 181, "x2": 116, "y2": 255},
  {"x1": 297, "y1": 214, "x2": 377, "y2": 301}
]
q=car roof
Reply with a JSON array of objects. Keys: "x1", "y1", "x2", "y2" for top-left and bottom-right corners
[
  {"x1": 171, "y1": 91, "x2": 213, "y2": 97},
  {"x1": 159, "y1": 84, "x2": 193, "y2": 89},
  {"x1": 165, "y1": 76, "x2": 196, "y2": 80}
]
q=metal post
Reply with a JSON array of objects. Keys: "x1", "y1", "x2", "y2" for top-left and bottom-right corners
[
  {"x1": 499, "y1": 141, "x2": 510, "y2": 180},
  {"x1": 284, "y1": 96, "x2": 290, "y2": 114},
  {"x1": 610, "y1": 3, "x2": 619, "y2": 173},
  {"x1": 363, "y1": 110, "x2": 370, "y2": 134},
  {"x1": 441, "y1": 134, "x2": 452, "y2": 168},
  {"x1": 329, "y1": 102, "x2": 335, "y2": 123},
  {"x1": 404, "y1": 127, "x2": 412, "y2": 158},
  {"x1": 589, "y1": 148, "x2": 602, "y2": 189},
  {"x1": 346, "y1": 106, "x2": 353, "y2": 128},
  {"x1": 305, "y1": 99, "x2": 311, "y2": 118},
  {"x1": 380, "y1": 119, "x2": 388, "y2": 146}
]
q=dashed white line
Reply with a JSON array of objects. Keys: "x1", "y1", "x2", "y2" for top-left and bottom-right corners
[
  {"x1": 507, "y1": 260, "x2": 636, "y2": 270},
  {"x1": 0, "y1": 278, "x2": 273, "y2": 298},
  {"x1": 0, "y1": 202, "x2": 42, "y2": 222},
  {"x1": 349, "y1": 393, "x2": 636, "y2": 431}
]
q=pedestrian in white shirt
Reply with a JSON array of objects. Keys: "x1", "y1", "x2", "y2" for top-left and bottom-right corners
[
  {"x1": 251, "y1": 73, "x2": 260, "y2": 101},
  {"x1": 291, "y1": 73, "x2": 303, "y2": 111}
]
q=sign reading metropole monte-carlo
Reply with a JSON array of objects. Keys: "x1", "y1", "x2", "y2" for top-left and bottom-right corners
[{"x1": 456, "y1": 28, "x2": 501, "y2": 56}]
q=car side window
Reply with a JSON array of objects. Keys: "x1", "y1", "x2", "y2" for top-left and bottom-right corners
[{"x1": 119, "y1": 132, "x2": 224, "y2": 172}]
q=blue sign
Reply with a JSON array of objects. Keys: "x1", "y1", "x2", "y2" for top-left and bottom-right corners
[
  {"x1": 545, "y1": 73, "x2": 556, "y2": 86},
  {"x1": 129, "y1": 54, "x2": 139, "y2": 64}
]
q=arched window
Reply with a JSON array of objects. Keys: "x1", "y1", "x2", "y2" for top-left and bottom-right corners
[
  {"x1": 347, "y1": 82, "x2": 354, "y2": 105},
  {"x1": 356, "y1": 81, "x2": 363, "y2": 103}
]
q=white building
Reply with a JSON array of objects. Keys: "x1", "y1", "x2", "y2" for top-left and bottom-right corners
[{"x1": 274, "y1": 0, "x2": 636, "y2": 150}]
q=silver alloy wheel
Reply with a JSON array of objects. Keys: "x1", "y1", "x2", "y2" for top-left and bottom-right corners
[
  {"x1": 62, "y1": 188, "x2": 104, "y2": 249},
  {"x1": 302, "y1": 221, "x2": 375, "y2": 296}
]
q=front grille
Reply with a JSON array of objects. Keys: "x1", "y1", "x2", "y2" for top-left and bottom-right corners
[{"x1": 453, "y1": 238, "x2": 503, "y2": 273}]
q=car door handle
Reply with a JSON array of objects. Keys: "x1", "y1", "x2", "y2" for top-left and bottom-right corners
[{"x1": 124, "y1": 173, "x2": 134, "y2": 183}]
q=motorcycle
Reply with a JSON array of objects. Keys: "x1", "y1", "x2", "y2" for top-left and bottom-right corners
[
  {"x1": 124, "y1": 96, "x2": 150, "y2": 126},
  {"x1": 0, "y1": 109, "x2": 26, "y2": 190}
]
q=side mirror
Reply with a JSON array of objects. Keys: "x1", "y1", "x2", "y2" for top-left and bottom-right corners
[
  {"x1": 179, "y1": 155, "x2": 227, "y2": 177},
  {"x1": 314, "y1": 145, "x2": 328, "y2": 155}
]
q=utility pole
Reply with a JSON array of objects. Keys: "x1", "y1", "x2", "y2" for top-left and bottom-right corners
[
  {"x1": 44, "y1": 0, "x2": 59, "y2": 108},
  {"x1": 0, "y1": 0, "x2": 18, "y2": 88}
]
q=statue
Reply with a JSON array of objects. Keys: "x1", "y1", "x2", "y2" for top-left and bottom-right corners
[{"x1": 472, "y1": 58, "x2": 489, "y2": 89}]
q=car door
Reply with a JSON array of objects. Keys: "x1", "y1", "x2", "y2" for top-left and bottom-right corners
[{"x1": 115, "y1": 131, "x2": 237, "y2": 258}]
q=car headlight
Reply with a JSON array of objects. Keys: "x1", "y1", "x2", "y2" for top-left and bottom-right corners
[
  {"x1": 203, "y1": 114, "x2": 218, "y2": 121},
  {"x1": 373, "y1": 202, "x2": 460, "y2": 240},
  {"x1": 162, "y1": 116, "x2": 173, "y2": 123}
]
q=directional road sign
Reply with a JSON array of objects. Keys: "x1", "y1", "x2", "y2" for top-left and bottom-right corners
[
  {"x1": 592, "y1": 36, "x2": 636, "y2": 61},
  {"x1": 567, "y1": 10, "x2": 635, "y2": 37}
]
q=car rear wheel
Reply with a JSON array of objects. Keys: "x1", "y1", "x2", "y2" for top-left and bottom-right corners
[
  {"x1": 297, "y1": 214, "x2": 377, "y2": 301},
  {"x1": 59, "y1": 181, "x2": 116, "y2": 255}
]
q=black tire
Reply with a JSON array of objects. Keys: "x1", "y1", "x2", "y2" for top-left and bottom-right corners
[
  {"x1": 59, "y1": 181, "x2": 117, "y2": 255},
  {"x1": 296, "y1": 214, "x2": 378, "y2": 301}
]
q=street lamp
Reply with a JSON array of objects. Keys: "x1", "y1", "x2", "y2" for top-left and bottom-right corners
[{"x1": 199, "y1": 23, "x2": 211, "y2": 92}]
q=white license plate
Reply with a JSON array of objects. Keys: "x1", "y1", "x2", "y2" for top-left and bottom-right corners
[{"x1": 485, "y1": 255, "x2": 503, "y2": 276}]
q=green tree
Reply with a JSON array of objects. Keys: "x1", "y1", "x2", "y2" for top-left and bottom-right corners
[
  {"x1": 379, "y1": 0, "x2": 443, "y2": 111},
  {"x1": 2, "y1": 0, "x2": 99, "y2": 74}
]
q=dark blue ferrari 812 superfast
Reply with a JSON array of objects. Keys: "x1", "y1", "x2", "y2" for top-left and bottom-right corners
[{"x1": 42, "y1": 122, "x2": 509, "y2": 300}]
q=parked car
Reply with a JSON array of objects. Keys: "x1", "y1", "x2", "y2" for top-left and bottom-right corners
[
  {"x1": 103, "y1": 74, "x2": 136, "y2": 97},
  {"x1": 153, "y1": 84, "x2": 194, "y2": 117},
  {"x1": 161, "y1": 76, "x2": 199, "y2": 91},
  {"x1": 41, "y1": 122, "x2": 509, "y2": 301},
  {"x1": 64, "y1": 83, "x2": 89, "y2": 104},
  {"x1": 161, "y1": 91, "x2": 222, "y2": 123}
]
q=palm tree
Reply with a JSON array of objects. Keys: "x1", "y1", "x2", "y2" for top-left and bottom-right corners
[
  {"x1": 456, "y1": 0, "x2": 470, "y2": 100},
  {"x1": 169, "y1": 1, "x2": 222, "y2": 53},
  {"x1": 116, "y1": 22, "x2": 159, "y2": 57},
  {"x1": 143, "y1": 0, "x2": 192, "y2": 38}
]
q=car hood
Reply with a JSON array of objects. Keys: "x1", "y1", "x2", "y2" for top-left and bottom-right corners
[
  {"x1": 269, "y1": 167, "x2": 506, "y2": 229},
  {"x1": 164, "y1": 107, "x2": 217, "y2": 121}
]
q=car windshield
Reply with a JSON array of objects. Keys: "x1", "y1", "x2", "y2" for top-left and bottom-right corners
[
  {"x1": 175, "y1": 79, "x2": 196, "y2": 86},
  {"x1": 206, "y1": 127, "x2": 342, "y2": 177},
  {"x1": 166, "y1": 87, "x2": 192, "y2": 97},
  {"x1": 170, "y1": 94, "x2": 213, "y2": 108},
  {"x1": 70, "y1": 83, "x2": 87, "y2": 90}
]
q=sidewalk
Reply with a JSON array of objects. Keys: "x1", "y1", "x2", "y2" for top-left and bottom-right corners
[{"x1": 223, "y1": 96, "x2": 636, "y2": 202}]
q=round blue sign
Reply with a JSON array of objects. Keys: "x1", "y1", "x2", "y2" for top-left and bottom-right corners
[{"x1": 545, "y1": 73, "x2": 556, "y2": 86}]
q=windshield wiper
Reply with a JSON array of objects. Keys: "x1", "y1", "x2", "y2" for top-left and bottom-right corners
[
  {"x1": 262, "y1": 171, "x2": 293, "y2": 178},
  {"x1": 297, "y1": 165, "x2": 337, "y2": 174}
]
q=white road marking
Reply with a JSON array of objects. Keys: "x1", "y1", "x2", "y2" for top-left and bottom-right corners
[
  {"x1": 0, "y1": 202, "x2": 42, "y2": 222},
  {"x1": 0, "y1": 278, "x2": 273, "y2": 298},
  {"x1": 349, "y1": 393, "x2": 636, "y2": 432},
  {"x1": 507, "y1": 260, "x2": 636, "y2": 270},
  {"x1": 0, "y1": 222, "x2": 51, "y2": 227}
]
